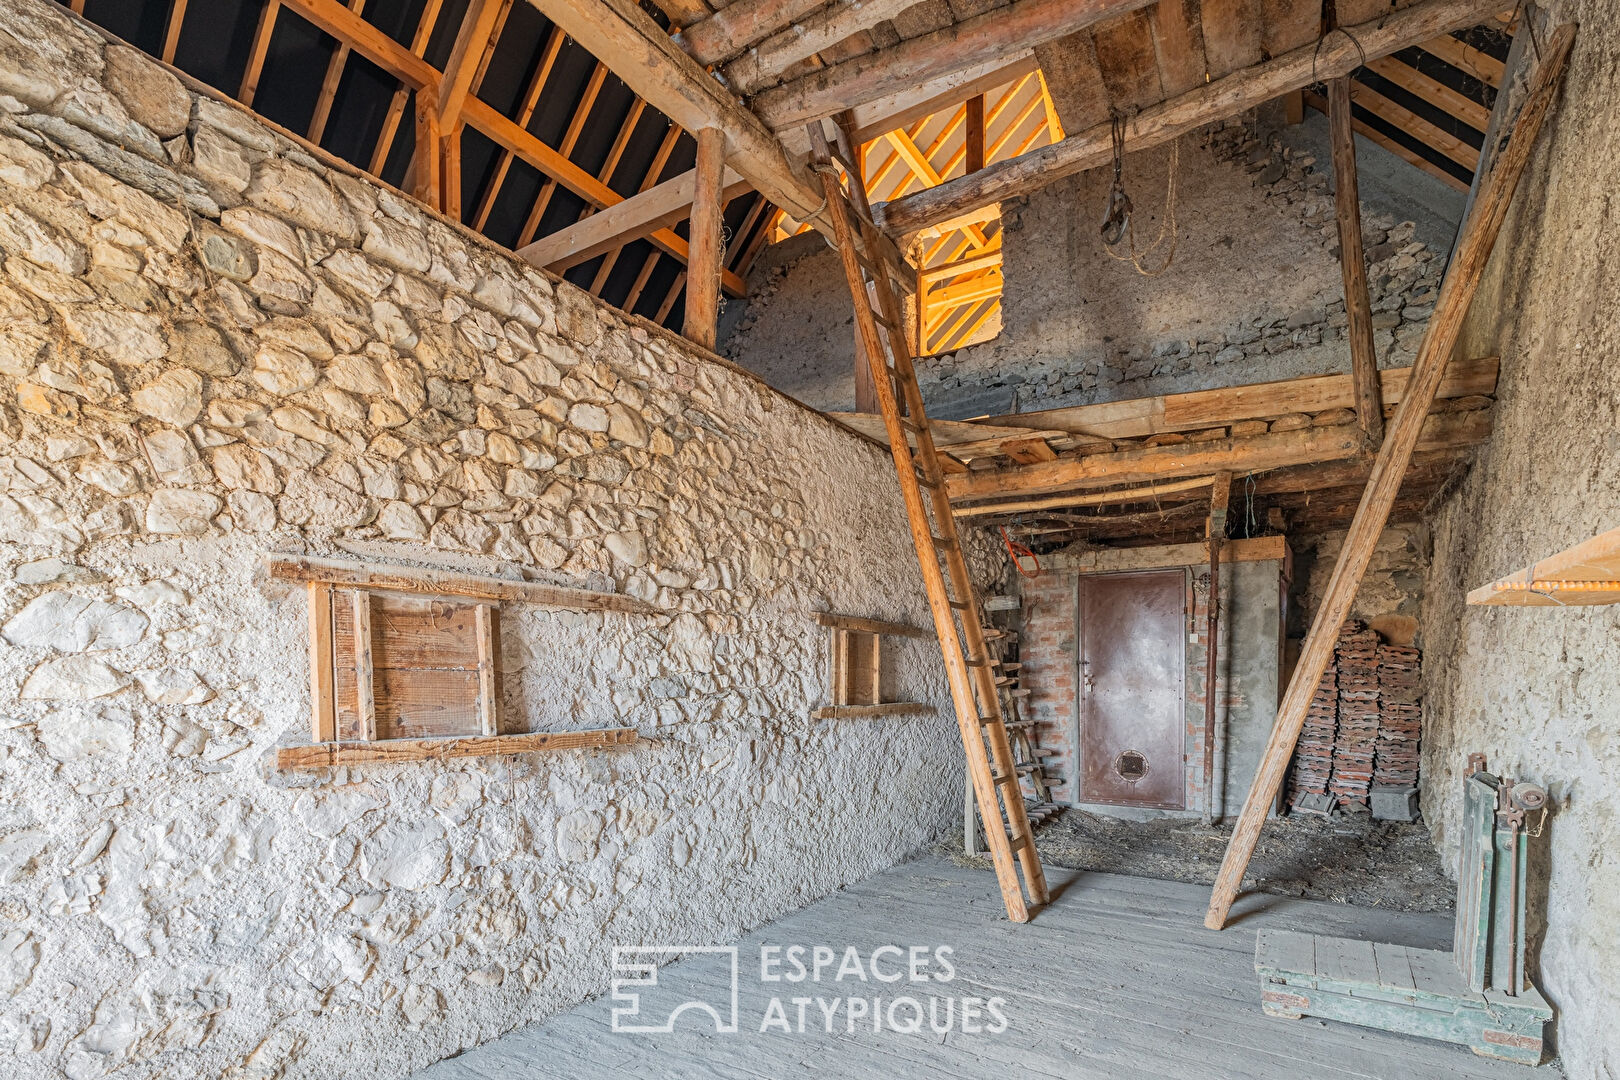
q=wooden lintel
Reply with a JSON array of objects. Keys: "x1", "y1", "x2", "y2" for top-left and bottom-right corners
[
  {"x1": 812, "y1": 703, "x2": 937, "y2": 719},
  {"x1": 1044, "y1": 535, "x2": 1289, "y2": 573},
  {"x1": 679, "y1": 0, "x2": 825, "y2": 65},
  {"x1": 877, "y1": 0, "x2": 1505, "y2": 236},
  {"x1": 277, "y1": 728, "x2": 638, "y2": 770},
  {"x1": 815, "y1": 611, "x2": 932, "y2": 639},
  {"x1": 267, "y1": 554, "x2": 660, "y2": 615}
]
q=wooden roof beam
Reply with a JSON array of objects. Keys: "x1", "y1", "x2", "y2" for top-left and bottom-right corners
[
  {"x1": 679, "y1": 0, "x2": 828, "y2": 66},
  {"x1": 752, "y1": 0, "x2": 1157, "y2": 131},
  {"x1": 945, "y1": 410, "x2": 1493, "y2": 501},
  {"x1": 520, "y1": 0, "x2": 836, "y2": 243},
  {"x1": 722, "y1": 0, "x2": 923, "y2": 96},
  {"x1": 878, "y1": 0, "x2": 1508, "y2": 237}
]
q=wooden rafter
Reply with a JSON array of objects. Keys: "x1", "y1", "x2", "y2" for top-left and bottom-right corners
[{"x1": 880, "y1": 0, "x2": 1506, "y2": 237}]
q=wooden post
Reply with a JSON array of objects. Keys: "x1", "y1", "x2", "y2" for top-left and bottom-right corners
[
  {"x1": 308, "y1": 582, "x2": 336, "y2": 742},
  {"x1": 413, "y1": 96, "x2": 442, "y2": 211},
  {"x1": 1329, "y1": 76, "x2": 1384, "y2": 452},
  {"x1": 1203, "y1": 23, "x2": 1575, "y2": 931},
  {"x1": 474, "y1": 603, "x2": 499, "y2": 736},
  {"x1": 351, "y1": 589, "x2": 377, "y2": 740},
  {"x1": 684, "y1": 126, "x2": 726, "y2": 349},
  {"x1": 1201, "y1": 471, "x2": 1232, "y2": 825},
  {"x1": 965, "y1": 93, "x2": 987, "y2": 174}
]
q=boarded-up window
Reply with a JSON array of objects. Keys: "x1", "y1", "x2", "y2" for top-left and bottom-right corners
[
  {"x1": 833, "y1": 628, "x2": 881, "y2": 707},
  {"x1": 311, "y1": 584, "x2": 499, "y2": 743}
]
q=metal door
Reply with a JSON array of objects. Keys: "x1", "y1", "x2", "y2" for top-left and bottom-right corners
[{"x1": 1078, "y1": 569, "x2": 1186, "y2": 809}]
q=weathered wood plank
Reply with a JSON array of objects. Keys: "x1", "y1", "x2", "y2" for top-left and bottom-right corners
[
  {"x1": 307, "y1": 582, "x2": 336, "y2": 743},
  {"x1": 815, "y1": 611, "x2": 932, "y2": 638},
  {"x1": 277, "y1": 728, "x2": 638, "y2": 770},
  {"x1": 812, "y1": 702, "x2": 936, "y2": 719},
  {"x1": 268, "y1": 555, "x2": 659, "y2": 614}
]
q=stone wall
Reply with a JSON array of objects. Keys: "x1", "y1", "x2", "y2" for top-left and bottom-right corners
[
  {"x1": 1419, "y1": 5, "x2": 1620, "y2": 1076},
  {"x1": 722, "y1": 115, "x2": 1455, "y2": 419},
  {"x1": 0, "y1": 3, "x2": 971, "y2": 1077}
]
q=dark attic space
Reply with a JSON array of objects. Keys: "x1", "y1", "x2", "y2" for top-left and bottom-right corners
[{"x1": 0, "y1": 0, "x2": 1615, "y2": 1078}]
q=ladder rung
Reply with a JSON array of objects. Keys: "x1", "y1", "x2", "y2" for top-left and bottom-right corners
[
  {"x1": 1009, "y1": 688, "x2": 1030, "y2": 698},
  {"x1": 949, "y1": 600, "x2": 971, "y2": 611},
  {"x1": 964, "y1": 657, "x2": 989, "y2": 668},
  {"x1": 992, "y1": 770, "x2": 1019, "y2": 786},
  {"x1": 1006, "y1": 834, "x2": 1031, "y2": 853},
  {"x1": 993, "y1": 676, "x2": 1015, "y2": 686},
  {"x1": 930, "y1": 534, "x2": 958, "y2": 549},
  {"x1": 1002, "y1": 720, "x2": 1033, "y2": 730}
]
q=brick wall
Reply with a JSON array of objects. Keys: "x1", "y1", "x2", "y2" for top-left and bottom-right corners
[{"x1": 1017, "y1": 544, "x2": 1285, "y2": 818}]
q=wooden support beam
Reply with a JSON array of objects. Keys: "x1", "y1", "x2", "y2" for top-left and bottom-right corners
[
  {"x1": 965, "y1": 93, "x2": 987, "y2": 174},
  {"x1": 435, "y1": 0, "x2": 507, "y2": 217},
  {"x1": 518, "y1": 165, "x2": 749, "y2": 270},
  {"x1": 722, "y1": 0, "x2": 924, "y2": 96},
  {"x1": 412, "y1": 97, "x2": 442, "y2": 209},
  {"x1": 684, "y1": 127, "x2": 727, "y2": 349},
  {"x1": 280, "y1": 0, "x2": 439, "y2": 88},
  {"x1": 946, "y1": 410, "x2": 1492, "y2": 500},
  {"x1": 752, "y1": 0, "x2": 1157, "y2": 130},
  {"x1": 1204, "y1": 22, "x2": 1575, "y2": 932},
  {"x1": 1330, "y1": 76, "x2": 1384, "y2": 452},
  {"x1": 679, "y1": 0, "x2": 827, "y2": 65},
  {"x1": 308, "y1": 0, "x2": 366, "y2": 147},
  {"x1": 522, "y1": 0, "x2": 833, "y2": 237},
  {"x1": 1417, "y1": 31, "x2": 1506, "y2": 86},
  {"x1": 877, "y1": 0, "x2": 1505, "y2": 237},
  {"x1": 369, "y1": 0, "x2": 445, "y2": 175},
  {"x1": 1201, "y1": 471, "x2": 1232, "y2": 825},
  {"x1": 350, "y1": 588, "x2": 377, "y2": 740}
]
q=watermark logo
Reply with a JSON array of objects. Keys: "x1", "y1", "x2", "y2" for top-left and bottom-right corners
[
  {"x1": 610, "y1": 946, "x2": 740, "y2": 1033},
  {"x1": 609, "y1": 944, "x2": 1008, "y2": 1037}
]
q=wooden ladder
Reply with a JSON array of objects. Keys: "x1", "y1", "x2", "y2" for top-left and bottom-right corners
[{"x1": 807, "y1": 118, "x2": 1048, "y2": 922}]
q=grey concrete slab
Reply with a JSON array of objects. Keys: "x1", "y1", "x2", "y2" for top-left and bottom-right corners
[{"x1": 415, "y1": 856, "x2": 1561, "y2": 1080}]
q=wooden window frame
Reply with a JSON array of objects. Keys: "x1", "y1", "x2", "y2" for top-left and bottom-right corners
[
  {"x1": 812, "y1": 612, "x2": 936, "y2": 720},
  {"x1": 273, "y1": 555, "x2": 646, "y2": 769}
]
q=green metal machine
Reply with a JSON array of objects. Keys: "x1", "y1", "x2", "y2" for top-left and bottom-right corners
[{"x1": 1254, "y1": 755, "x2": 1553, "y2": 1064}]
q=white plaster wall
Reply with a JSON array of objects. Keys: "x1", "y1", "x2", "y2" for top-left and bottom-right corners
[
  {"x1": 0, "y1": 3, "x2": 969, "y2": 1076},
  {"x1": 1421, "y1": 5, "x2": 1620, "y2": 1076}
]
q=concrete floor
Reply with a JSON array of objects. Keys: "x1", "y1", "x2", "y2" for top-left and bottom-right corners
[{"x1": 415, "y1": 856, "x2": 1559, "y2": 1079}]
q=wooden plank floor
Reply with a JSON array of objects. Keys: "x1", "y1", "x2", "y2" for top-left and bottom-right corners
[{"x1": 415, "y1": 856, "x2": 1560, "y2": 1079}]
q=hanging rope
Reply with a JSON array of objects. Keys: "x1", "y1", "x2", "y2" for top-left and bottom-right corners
[
  {"x1": 1098, "y1": 115, "x2": 1181, "y2": 278},
  {"x1": 1001, "y1": 526, "x2": 1041, "y2": 579}
]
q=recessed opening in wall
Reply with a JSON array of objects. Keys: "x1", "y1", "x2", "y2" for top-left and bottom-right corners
[
  {"x1": 812, "y1": 611, "x2": 937, "y2": 720},
  {"x1": 326, "y1": 587, "x2": 498, "y2": 742},
  {"x1": 270, "y1": 554, "x2": 649, "y2": 770}
]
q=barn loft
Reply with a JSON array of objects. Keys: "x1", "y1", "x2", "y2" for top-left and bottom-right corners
[{"x1": 0, "y1": 0, "x2": 1614, "y2": 1076}]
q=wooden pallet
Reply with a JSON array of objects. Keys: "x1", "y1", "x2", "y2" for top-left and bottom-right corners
[
  {"x1": 1255, "y1": 929, "x2": 1551, "y2": 1064},
  {"x1": 808, "y1": 114, "x2": 1047, "y2": 922}
]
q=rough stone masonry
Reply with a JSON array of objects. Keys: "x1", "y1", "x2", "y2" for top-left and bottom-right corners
[{"x1": 0, "y1": 1, "x2": 984, "y2": 1076}]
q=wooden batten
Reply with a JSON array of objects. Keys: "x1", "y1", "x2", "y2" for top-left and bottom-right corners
[
  {"x1": 1043, "y1": 535, "x2": 1289, "y2": 574},
  {"x1": 267, "y1": 554, "x2": 660, "y2": 615},
  {"x1": 814, "y1": 611, "x2": 932, "y2": 638},
  {"x1": 1468, "y1": 526, "x2": 1620, "y2": 607},
  {"x1": 277, "y1": 728, "x2": 639, "y2": 770},
  {"x1": 812, "y1": 703, "x2": 937, "y2": 720}
]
